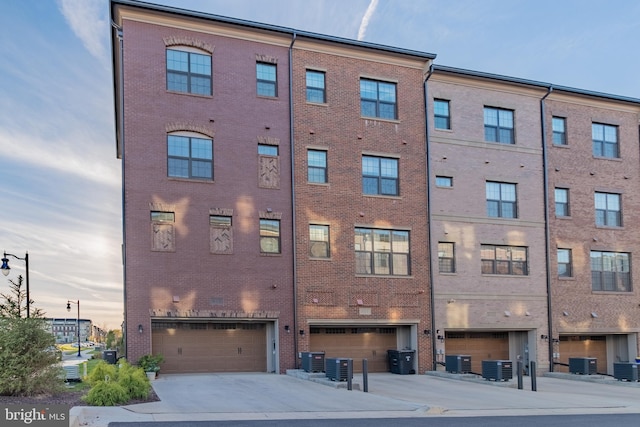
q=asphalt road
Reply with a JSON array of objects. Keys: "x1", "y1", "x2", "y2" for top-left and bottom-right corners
[{"x1": 110, "y1": 413, "x2": 640, "y2": 427}]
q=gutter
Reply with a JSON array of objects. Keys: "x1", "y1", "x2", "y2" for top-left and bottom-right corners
[
  {"x1": 288, "y1": 32, "x2": 298, "y2": 369},
  {"x1": 423, "y1": 63, "x2": 437, "y2": 371},
  {"x1": 540, "y1": 85, "x2": 554, "y2": 371}
]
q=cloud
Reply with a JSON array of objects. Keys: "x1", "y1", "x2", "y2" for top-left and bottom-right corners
[
  {"x1": 58, "y1": 0, "x2": 110, "y2": 64},
  {"x1": 357, "y1": 0, "x2": 379, "y2": 41}
]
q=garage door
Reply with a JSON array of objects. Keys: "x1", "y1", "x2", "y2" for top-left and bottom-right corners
[
  {"x1": 152, "y1": 322, "x2": 266, "y2": 373},
  {"x1": 309, "y1": 327, "x2": 397, "y2": 372},
  {"x1": 557, "y1": 335, "x2": 607, "y2": 373},
  {"x1": 445, "y1": 331, "x2": 509, "y2": 374}
]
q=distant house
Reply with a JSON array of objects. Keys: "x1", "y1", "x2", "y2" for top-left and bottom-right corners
[{"x1": 44, "y1": 318, "x2": 92, "y2": 344}]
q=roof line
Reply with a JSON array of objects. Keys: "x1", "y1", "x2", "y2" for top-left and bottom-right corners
[
  {"x1": 433, "y1": 65, "x2": 640, "y2": 105},
  {"x1": 110, "y1": 0, "x2": 436, "y2": 60}
]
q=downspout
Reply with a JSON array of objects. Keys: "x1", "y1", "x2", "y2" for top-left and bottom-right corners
[
  {"x1": 113, "y1": 22, "x2": 127, "y2": 358},
  {"x1": 423, "y1": 63, "x2": 437, "y2": 371},
  {"x1": 540, "y1": 85, "x2": 554, "y2": 371},
  {"x1": 288, "y1": 32, "x2": 298, "y2": 369}
]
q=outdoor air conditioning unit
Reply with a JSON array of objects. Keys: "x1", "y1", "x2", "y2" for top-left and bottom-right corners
[
  {"x1": 301, "y1": 352, "x2": 325, "y2": 373},
  {"x1": 613, "y1": 363, "x2": 638, "y2": 381},
  {"x1": 325, "y1": 357, "x2": 352, "y2": 381},
  {"x1": 569, "y1": 357, "x2": 597, "y2": 375},
  {"x1": 63, "y1": 365, "x2": 81, "y2": 382},
  {"x1": 481, "y1": 360, "x2": 512, "y2": 381},
  {"x1": 445, "y1": 354, "x2": 471, "y2": 374}
]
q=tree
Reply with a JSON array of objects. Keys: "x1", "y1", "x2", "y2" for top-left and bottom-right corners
[
  {"x1": 0, "y1": 275, "x2": 43, "y2": 319},
  {"x1": 0, "y1": 275, "x2": 63, "y2": 396}
]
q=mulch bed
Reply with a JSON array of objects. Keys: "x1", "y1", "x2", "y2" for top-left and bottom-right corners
[{"x1": 0, "y1": 388, "x2": 160, "y2": 407}]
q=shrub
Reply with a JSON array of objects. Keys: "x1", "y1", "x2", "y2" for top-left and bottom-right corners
[
  {"x1": 137, "y1": 354, "x2": 164, "y2": 373},
  {"x1": 86, "y1": 361, "x2": 118, "y2": 386},
  {"x1": 117, "y1": 360, "x2": 150, "y2": 400},
  {"x1": 0, "y1": 318, "x2": 64, "y2": 396},
  {"x1": 83, "y1": 359, "x2": 150, "y2": 405},
  {"x1": 84, "y1": 381, "x2": 129, "y2": 406}
]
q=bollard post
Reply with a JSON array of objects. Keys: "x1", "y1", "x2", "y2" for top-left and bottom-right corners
[
  {"x1": 347, "y1": 359, "x2": 353, "y2": 391},
  {"x1": 517, "y1": 360, "x2": 523, "y2": 390},
  {"x1": 530, "y1": 361, "x2": 537, "y2": 391},
  {"x1": 363, "y1": 359, "x2": 368, "y2": 392}
]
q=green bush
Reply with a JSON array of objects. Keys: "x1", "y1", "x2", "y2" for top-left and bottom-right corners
[
  {"x1": 84, "y1": 381, "x2": 129, "y2": 406},
  {"x1": 83, "y1": 359, "x2": 150, "y2": 405},
  {"x1": 117, "y1": 360, "x2": 150, "y2": 400},
  {"x1": 0, "y1": 318, "x2": 65, "y2": 396},
  {"x1": 86, "y1": 361, "x2": 118, "y2": 386}
]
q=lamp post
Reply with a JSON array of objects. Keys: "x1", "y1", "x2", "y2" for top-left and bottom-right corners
[
  {"x1": 1, "y1": 251, "x2": 30, "y2": 318},
  {"x1": 67, "y1": 300, "x2": 81, "y2": 357}
]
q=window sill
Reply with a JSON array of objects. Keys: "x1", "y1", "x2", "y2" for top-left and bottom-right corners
[
  {"x1": 362, "y1": 194, "x2": 402, "y2": 200},
  {"x1": 480, "y1": 274, "x2": 528, "y2": 278},
  {"x1": 260, "y1": 252, "x2": 282, "y2": 257},
  {"x1": 557, "y1": 276, "x2": 575, "y2": 281},
  {"x1": 257, "y1": 95, "x2": 279, "y2": 100},
  {"x1": 166, "y1": 90, "x2": 212, "y2": 99},
  {"x1": 360, "y1": 116, "x2": 400, "y2": 124},
  {"x1": 434, "y1": 127, "x2": 453, "y2": 132},
  {"x1": 306, "y1": 101, "x2": 328, "y2": 107},
  {"x1": 555, "y1": 215, "x2": 572, "y2": 220},
  {"x1": 168, "y1": 177, "x2": 215, "y2": 184},
  {"x1": 592, "y1": 290, "x2": 632, "y2": 294},
  {"x1": 439, "y1": 272, "x2": 457, "y2": 276},
  {"x1": 307, "y1": 182, "x2": 330, "y2": 187},
  {"x1": 595, "y1": 225, "x2": 624, "y2": 230},
  {"x1": 355, "y1": 274, "x2": 413, "y2": 279},
  {"x1": 552, "y1": 143, "x2": 570, "y2": 148},
  {"x1": 592, "y1": 155, "x2": 622, "y2": 161},
  {"x1": 309, "y1": 256, "x2": 332, "y2": 261}
]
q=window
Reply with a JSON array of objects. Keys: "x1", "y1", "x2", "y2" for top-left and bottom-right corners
[
  {"x1": 151, "y1": 210, "x2": 175, "y2": 252},
  {"x1": 434, "y1": 99, "x2": 450, "y2": 130},
  {"x1": 591, "y1": 251, "x2": 630, "y2": 291},
  {"x1": 481, "y1": 245, "x2": 528, "y2": 275},
  {"x1": 307, "y1": 150, "x2": 327, "y2": 183},
  {"x1": 355, "y1": 228, "x2": 410, "y2": 276},
  {"x1": 309, "y1": 224, "x2": 330, "y2": 258},
  {"x1": 210, "y1": 215, "x2": 232, "y2": 254},
  {"x1": 486, "y1": 182, "x2": 517, "y2": 218},
  {"x1": 558, "y1": 249, "x2": 572, "y2": 277},
  {"x1": 435, "y1": 176, "x2": 453, "y2": 187},
  {"x1": 150, "y1": 211, "x2": 174, "y2": 222},
  {"x1": 360, "y1": 78, "x2": 397, "y2": 119},
  {"x1": 438, "y1": 242, "x2": 455, "y2": 273},
  {"x1": 166, "y1": 49, "x2": 211, "y2": 95},
  {"x1": 595, "y1": 192, "x2": 621, "y2": 227},
  {"x1": 484, "y1": 107, "x2": 514, "y2": 144},
  {"x1": 306, "y1": 70, "x2": 326, "y2": 103},
  {"x1": 257, "y1": 63, "x2": 277, "y2": 97},
  {"x1": 592, "y1": 123, "x2": 618, "y2": 158},
  {"x1": 362, "y1": 156, "x2": 398, "y2": 196},
  {"x1": 555, "y1": 188, "x2": 570, "y2": 217},
  {"x1": 168, "y1": 134, "x2": 213, "y2": 180},
  {"x1": 260, "y1": 219, "x2": 280, "y2": 254},
  {"x1": 552, "y1": 117, "x2": 566, "y2": 145},
  {"x1": 258, "y1": 144, "x2": 278, "y2": 156}
]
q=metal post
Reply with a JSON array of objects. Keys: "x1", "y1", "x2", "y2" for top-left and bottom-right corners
[
  {"x1": 530, "y1": 361, "x2": 537, "y2": 391},
  {"x1": 517, "y1": 360, "x2": 523, "y2": 390},
  {"x1": 76, "y1": 300, "x2": 81, "y2": 357},
  {"x1": 362, "y1": 359, "x2": 368, "y2": 392},
  {"x1": 347, "y1": 359, "x2": 353, "y2": 391}
]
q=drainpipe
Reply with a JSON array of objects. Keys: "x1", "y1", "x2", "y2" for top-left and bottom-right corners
[
  {"x1": 288, "y1": 32, "x2": 298, "y2": 369},
  {"x1": 540, "y1": 85, "x2": 554, "y2": 371},
  {"x1": 423, "y1": 63, "x2": 437, "y2": 371},
  {"x1": 113, "y1": 21, "x2": 127, "y2": 359}
]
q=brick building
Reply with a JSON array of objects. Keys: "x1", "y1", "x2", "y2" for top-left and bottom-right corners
[
  {"x1": 110, "y1": 0, "x2": 640, "y2": 375},
  {"x1": 291, "y1": 34, "x2": 434, "y2": 373}
]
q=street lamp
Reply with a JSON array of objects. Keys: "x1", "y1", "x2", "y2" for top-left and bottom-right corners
[
  {"x1": 1, "y1": 251, "x2": 30, "y2": 318},
  {"x1": 66, "y1": 300, "x2": 81, "y2": 357}
]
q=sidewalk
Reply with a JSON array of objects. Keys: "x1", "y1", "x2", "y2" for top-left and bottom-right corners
[{"x1": 70, "y1": 370, "x2": 640, "y2": 427}]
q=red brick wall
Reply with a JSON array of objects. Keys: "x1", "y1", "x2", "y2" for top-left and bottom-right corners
[
  {"x1": 121, "y1": 18, "x2": 295, "y2": 371},
  {"x1": 291, "y1": 47, "x2": 433, "y2": 372},
  {"x1": 546, "y1": 95, "x2": 640, "y2": 357}
]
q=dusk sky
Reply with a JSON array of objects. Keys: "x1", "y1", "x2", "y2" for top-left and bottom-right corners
[{"x1": 1, "y1": 0, "x2": 638, "y2": 330}]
